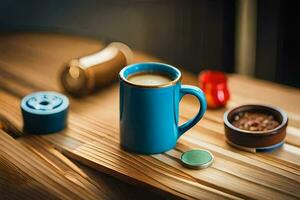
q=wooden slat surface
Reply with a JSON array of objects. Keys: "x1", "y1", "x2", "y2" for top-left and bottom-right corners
[
  {"x1": 0, "y1": 33, "x2": 299, "y2": 199},
  {"x1": 0, "y1": 129, "x2": 110, "y2": 200}
]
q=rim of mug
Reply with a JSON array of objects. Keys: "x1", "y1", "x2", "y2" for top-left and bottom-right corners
[{"x1": 119, "y1": 62, "x2": 182, "y2": 88}]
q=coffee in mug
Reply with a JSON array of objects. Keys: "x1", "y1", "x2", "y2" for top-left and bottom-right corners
[{"x1": 127, "y1": 72, "x2": 172, "y2": 86}]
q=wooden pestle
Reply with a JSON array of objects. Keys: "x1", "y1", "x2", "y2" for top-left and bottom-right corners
[{"x1": 60, "y1": 42, "x2": 133, "y2": 97}]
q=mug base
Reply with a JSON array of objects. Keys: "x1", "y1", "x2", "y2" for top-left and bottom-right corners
[{"x1": 120, "y1": 144, "x2": 176, "y2": 155}]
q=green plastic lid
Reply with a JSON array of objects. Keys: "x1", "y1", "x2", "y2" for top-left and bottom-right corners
[{"x1": 181, "y1": 149, "x2": 214, "y2": 169}]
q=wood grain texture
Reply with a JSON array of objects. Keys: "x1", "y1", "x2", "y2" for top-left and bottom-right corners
[
  {"x1": 0, "y1": 33, "x2": 299, "y2": 199},
  {"x1": 0, "y1": 129, "x2": 109, "y2": 200}
]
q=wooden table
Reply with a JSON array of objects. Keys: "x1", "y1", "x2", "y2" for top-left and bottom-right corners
[{"x1": 0, "y1": 33, "x2": 299, "y2": 200}]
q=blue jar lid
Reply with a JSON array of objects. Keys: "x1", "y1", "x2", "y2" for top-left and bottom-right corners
[
  {"x1": 227, "y1": 140, "x2": 284, "y2": 153},
  {"x1": 21, "y1": 91, "x2": 69, "y2": 134}
]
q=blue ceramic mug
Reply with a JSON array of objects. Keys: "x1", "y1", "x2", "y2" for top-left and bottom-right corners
[{"x1": 119, "y1": 62, "x2": 207, "y2": 154}]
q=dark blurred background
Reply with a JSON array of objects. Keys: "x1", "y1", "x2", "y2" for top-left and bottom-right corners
[{"x1": 0, "y1": 0, "x2": 299, "y2": 87}]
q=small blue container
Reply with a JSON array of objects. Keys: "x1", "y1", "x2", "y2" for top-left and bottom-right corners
[{"x1": 21, "y1": 91, "x2": 69, "y2": 134}]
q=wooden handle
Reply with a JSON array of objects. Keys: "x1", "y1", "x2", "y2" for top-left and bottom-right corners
[{"x1": 60, "y1": 42, "x2": 133, "y2": 97}]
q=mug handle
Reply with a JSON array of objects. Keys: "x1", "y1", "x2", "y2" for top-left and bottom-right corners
[{"x1": 178, "y1": 85, "x2": 207, "y2": 138}]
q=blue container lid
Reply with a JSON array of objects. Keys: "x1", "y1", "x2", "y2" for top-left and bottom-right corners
[
  {"x1": 227, "y1": 140, "x2": 284, "y2": 153},
  {"x1": 21, "y1": 91, "x2": 69, "y2": 134}
]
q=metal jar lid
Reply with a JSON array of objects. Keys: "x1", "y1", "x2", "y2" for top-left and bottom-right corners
[{"x1": 181, "y1": 149, "x2": 214, "y2": 169}]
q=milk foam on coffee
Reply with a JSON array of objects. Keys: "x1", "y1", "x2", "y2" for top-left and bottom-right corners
[{"x1": 127, "y1": 72, "x2": 172, "y2": 86}]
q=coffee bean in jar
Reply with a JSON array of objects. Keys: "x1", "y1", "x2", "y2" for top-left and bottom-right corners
[{"x1": 232, "y1": 112, "x2": 280, "y2": 132}]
